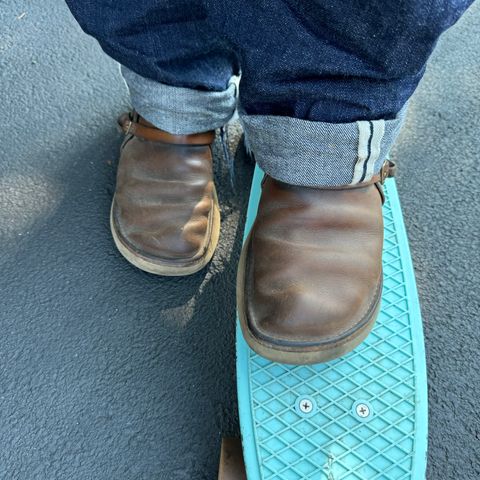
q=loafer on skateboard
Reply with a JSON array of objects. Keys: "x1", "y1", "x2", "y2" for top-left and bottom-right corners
[{"x1": 237, "y1": 164, "x2": 395, "y2": 364}]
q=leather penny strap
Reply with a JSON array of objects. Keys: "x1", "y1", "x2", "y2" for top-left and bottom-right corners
[
  {"x1": 263, "y1": 160, "x2": 396, "y2": 204},
  {"x1": 117, "y1": 112, "x2": 215, "y2": 146},
  {"x1": 306, "y1": 160, "x2": 397, "y2": 203}
]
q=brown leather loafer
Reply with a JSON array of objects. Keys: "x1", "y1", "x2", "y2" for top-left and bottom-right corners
[
  {"x1": 237, "y1": 164, "x2": 394, "y2": 364},
  {"x1": 110, "y1": 112, "x2": 220, "y2": 275}
]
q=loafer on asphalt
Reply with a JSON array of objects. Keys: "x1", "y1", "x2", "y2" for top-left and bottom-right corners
[
  {"x1": 110, "y1": 112, "x2": 220, "y2": 275},
  {"x1": 237, "y1": 164, "x2": 395, "y2": 364}
]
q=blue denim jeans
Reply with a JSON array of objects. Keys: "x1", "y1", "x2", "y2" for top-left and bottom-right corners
[{"x1": 66, "y1": 0, "x2": 472, "y2": 186}]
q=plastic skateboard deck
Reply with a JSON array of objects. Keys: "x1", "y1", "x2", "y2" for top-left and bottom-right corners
[{"x1": 227, "y1": 166, "x2": 428, "y2": 480}]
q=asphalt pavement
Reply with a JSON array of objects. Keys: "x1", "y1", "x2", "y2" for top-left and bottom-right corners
[{"x1": 0, "y1": 1, "x2": 479, "y2": 479}]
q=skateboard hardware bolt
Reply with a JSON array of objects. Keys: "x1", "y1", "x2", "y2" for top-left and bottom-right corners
[
  {"x1": 300, "y1": 399, "x2": 313, "y2": 413},
  {"x1": 295, "y1": 396, "x2": 317, "y2": 417},
  {"x1": 356, "y1": 403, "x2": 370, "y2": 417},
  {"x1": 352, "y1": 400, "x2": 373, "y2": 422}
]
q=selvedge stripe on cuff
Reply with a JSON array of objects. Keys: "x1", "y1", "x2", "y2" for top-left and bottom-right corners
[
  {"x1": 352, "y1": 119, "x2": 385, "y2": 184},
  {"x1": 352, "y1": 120, "x2": 372, "y2": 184},
  {"x1": 366, "y1": 120, "x2": 385, "y2": 182}
]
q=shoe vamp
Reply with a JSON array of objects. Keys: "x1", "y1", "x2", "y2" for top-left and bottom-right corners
[
  {"x1": 114, "y1": 139, "x2": 214, "y2": 260},
  {"x1": 246, "y1": 185, "x2": 383, "y2": 344}
]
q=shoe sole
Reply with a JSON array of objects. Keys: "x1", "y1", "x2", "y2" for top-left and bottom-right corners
[
  {"x1": 110, "y1": 188, "x2": 221, "y2": 276},
  {"x1": 236, "y1": 231, "x2": 382, "y2": 365}
]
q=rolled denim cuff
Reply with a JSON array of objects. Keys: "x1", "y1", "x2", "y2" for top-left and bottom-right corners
[
  {"x1": 121, "y1": 66, "x2": 239, "y2": 135},
  {"x1": 240, "y1": 106, "x2": 407, "y2": 187}
]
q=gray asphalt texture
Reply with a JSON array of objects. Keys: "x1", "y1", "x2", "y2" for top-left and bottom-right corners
[{"x1": 0, "y1": 1, "x2": 479, "y2": 479}]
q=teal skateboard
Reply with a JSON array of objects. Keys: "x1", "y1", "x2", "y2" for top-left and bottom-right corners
[{"x1": 219, "y1": 165, "x2": 428, "y2": 480}]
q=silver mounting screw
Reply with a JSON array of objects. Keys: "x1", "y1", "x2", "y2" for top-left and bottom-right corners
[
  {"x1": 299, "y1": 398, "x2": 314, "y2": 414},
  {"x1": 356, "y1": 403, "x2": 370, "y2": 418}
]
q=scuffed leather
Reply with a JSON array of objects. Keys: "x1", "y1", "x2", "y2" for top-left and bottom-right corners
[
  {"x1": 243, "y1": 176, "x2": 384, "y2": 347},
  {"x1": 112, "y1": 119, "x2": 216, "y2": 264}
]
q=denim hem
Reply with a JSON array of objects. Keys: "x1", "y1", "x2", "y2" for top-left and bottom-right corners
[
  {"x1": 239, "y1": 106, "x2": 407, "y2": 187},
  {"x1": 121, "y1": 66, "x2": 239, "y2": 135}
]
